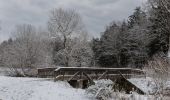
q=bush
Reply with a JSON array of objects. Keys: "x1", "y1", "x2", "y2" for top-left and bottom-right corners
[
  {"x1": 86, "y1": 79, "x2": 113, "y2": 100},
  {"x1": 6, "y1": 67, "x2": 37, "y2": 77},
  {"x1": 86, "y1": 79, "x2": 149, "y2": 100}
]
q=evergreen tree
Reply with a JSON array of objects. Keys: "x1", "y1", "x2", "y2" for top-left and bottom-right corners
[
  {"x1": 148, "y1": 5, "x2": 170, "y2": 56},
  {"x1": 120, "y1": 7, "x2": 148, "y2": 68},
  {"x1": 92, "y1": 22, "x2": 121, "y2": 67},
  {"x1": 128, "y1": 7, "x2": 147, "y2": 28},
  {"x1": 91, "y1": 38, "x2": 101, "y2": 66}
]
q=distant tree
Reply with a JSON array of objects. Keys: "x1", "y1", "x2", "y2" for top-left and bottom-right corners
[
  {"x1": 54, "y1": 32, "x2": 93, "y2": 67},
  {"x1": 92, "y1": 7, "x2": 149, "y2": 68},
  {"x1": 70, "y1": 38, "x2": 93, "y2": 67},
  {"x1": 91, "y1": 38, "x2": 102, "y2": 67},
  {"x1": 50, "y1": 37, "x2": 63, "y2": 65},
  {"x1": 128, "y1": 7, "x2": 147, "y2": 28},
  {"x1": 120, "y1": 25, "x2": 149, "y2": 68},
  {"x1": 145, "y1": 52, "x2": 170, "y2": 99},
  {"x1": 120, "y1": 7, "x2": 149, "y2": 68},
  {"x1": 0, "y1": 38, "x2": 13, "y2": 66},
  {"x1": 148, "y1": 0, "x2": 170, "y2": 13},
  {"x1": 48, "y1": 8, "x2": 83, "y2": 49},
  {"x1": 147, "y1": 0, "x2": 170, "y2": 56},
  {"x1": 98, "y1": 22, "x2": 121, "y2": 67},
  {"x1": 48, "y1": 8, "x2": 91, "y2": 67},
  {"x1": 2, "y1": 24, "x2": 50, "y2": 76}
]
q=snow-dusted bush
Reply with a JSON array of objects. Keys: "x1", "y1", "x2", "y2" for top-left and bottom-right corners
[
  {"x1": 1, "y1": 24, "x2": 52, "y2": 77},
  {"x1": 145, "y1": 53, "x2": 170, "y2": 97},
  {"x1": 86, "y1": 79, "x2": 113, "y2": 100},
  {"x1": 113, "y1": 91, "x2": 150, "y2": 100},
  {"x1": 86, "y1": 79, "x2": 150, "y2": 100}
]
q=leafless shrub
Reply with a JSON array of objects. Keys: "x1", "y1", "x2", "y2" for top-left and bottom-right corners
[
  {"x1": 2, "y1": 24, "x2": 51, "y2": 76},
  {"x1": 144, "y1": 52, "x2": 170, "y2": 98}
]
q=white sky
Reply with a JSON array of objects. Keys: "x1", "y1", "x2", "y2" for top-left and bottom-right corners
[{"x1": 0, "y1": 0, "x2": 147, "y2": 42}]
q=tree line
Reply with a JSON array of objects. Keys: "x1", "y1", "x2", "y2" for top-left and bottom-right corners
[{"x1": 92, "y1": 0, "x2": 170, "y2": 68}]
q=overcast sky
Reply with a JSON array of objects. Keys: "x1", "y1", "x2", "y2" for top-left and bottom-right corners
[{"x1": 0, "y1": 0, "x2": 147, "y2": 42}]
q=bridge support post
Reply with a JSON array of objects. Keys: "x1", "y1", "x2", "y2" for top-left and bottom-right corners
[{"x1": 98, "y1": 71, "x2": 108, "y2": 80}]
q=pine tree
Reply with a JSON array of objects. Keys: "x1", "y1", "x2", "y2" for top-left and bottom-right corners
[
  {"x1": 98, "y1": 22, "x2": 121, "y2": 67},
  {"x1": 120, "y1": 7, "x2": 149, "y2": 68},
  {"x1": 148, "y1": 4, "x2": 170, "y2": 56},
  {"x1": 128, "y1": 7, "x2": 147, "y2": 28}
]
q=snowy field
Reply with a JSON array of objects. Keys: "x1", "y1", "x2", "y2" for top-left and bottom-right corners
[
  {"x1": 0, "y1": 76, "x2": 153, "y2": 100},
  {"x1": 0, "y1": 69, "x2": 169, "y2": 100},
  {"x1": 128, "y1": 77, "x2": 155, "y2": 94},
  {"x1": 0, "y1": 76, "x2": 89, "y2": 100}
]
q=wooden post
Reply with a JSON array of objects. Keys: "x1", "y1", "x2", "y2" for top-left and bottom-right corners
[
  {"x1": 80, "y1": 71, "x2": 83, "y2": 79},
  {"x1": 98, "y1": 70, "x2": 108, "y2": 80},
  {"x1": 54, "y1": 71, "x2": 59, "y2": 82},
  {"x1": 106, "y1": 72, "x2": 109, "y2": 79},
  {"x1": 68, "y1": 71, "x2": 80, "y2": 81},
  {"x1": 62, "y1": 72, "x2": 65, "y2": 81},
  {"x1": 95, "y1": 72, "x2": 99, "y2": 79},
  {"x1": 83, "y1": 72, "x2": 95, "y2": 85}
]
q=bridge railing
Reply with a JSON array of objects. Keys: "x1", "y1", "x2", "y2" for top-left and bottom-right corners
[
  {"x1": 37, "y1": 67, "x2": 145, "y2": 79},
  {"x1": 37, "y1": 67, "x2": 56, "y2": 78}
]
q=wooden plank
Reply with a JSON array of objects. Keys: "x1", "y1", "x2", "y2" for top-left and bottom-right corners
[
  {"x1": 118, "y1": 71, "x2": 126, "y2": 79},
  {"x1": 98, "y1": 71, "x2": 108, "y2": 80},
  {"x1": 82, "y1": 72, "x2": 95, "y2": 85},
  {"x1": 54, "y1": 74, "x2": 144, "y2": 81},
  {"x1": 55, "y1": 67, "x2": 142, "y2": 72},
  {"x1": 113, "y1": 76, "x2": 145, "y2": 95},
  {"x1": 54, "y1": 67, "x2": 144, "y2": 75},
  {"x1": 37, "y1": 67, "x2": 145, "y2": 80},
  {"x1": 62, "y1": 72, "x2": 65, "y2": 81},
  {"x1": 37, "y1": 67, "x2": 57, "y2": 78},
  {"x1": 68, "y1": 71, "x2": 80, "y2": 81}
]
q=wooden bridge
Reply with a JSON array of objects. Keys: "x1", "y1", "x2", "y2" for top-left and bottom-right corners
[
  {"x1": 37, "y1": 67, "x2": 146, "y2": 94},
  {"x1": 37, "y1": 67, "x2": 145, "y2": 80}
]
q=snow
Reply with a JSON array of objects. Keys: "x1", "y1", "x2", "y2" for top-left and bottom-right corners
[
  {"x1": 128, "y1": 77, "x2": 156, "y2": 94},
  {"x1": 94, "y1": 79, "x2": 113, "y2": 86},
  {"x1": 0, "y1": 76, "x2": 89, "y2": 100},
  {"x1": 0, "y1": 74, "x2": 168, "y2": 100},
  {"x1": 87, "y1": 79, "x2": 149, "y2": 100}
]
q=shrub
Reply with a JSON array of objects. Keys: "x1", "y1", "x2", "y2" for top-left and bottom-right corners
[{"x1": 86, "y1": 79, "x2": 113, "y2": 100}]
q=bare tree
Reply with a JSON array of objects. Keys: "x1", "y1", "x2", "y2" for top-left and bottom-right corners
[
  {"x1": 48, "y1": 8, "x2": 83, "y2": 48},
  {"x1": 145, "y1": 53, "x2": 170, "y2": 99},
  {"x1": 48, "y1": 8, "x2": 91, "y2": 67},
  {"x1": 2, "y1": 24, "x2": 50, "y2": 76},
  {"x1": 69, "y1": 35, "x2": 93, "y2": 67},
  {"x1": 53, "y1": 31, "x2": 93, "y2": 67}
]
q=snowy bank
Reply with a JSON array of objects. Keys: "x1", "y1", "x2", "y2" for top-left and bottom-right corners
[
  {"x1": 0, "y1": 76, "x2": 89, "y2": 100},
  {"x1": 0, "y1": 76, "x2": 169, "y2": 100}
]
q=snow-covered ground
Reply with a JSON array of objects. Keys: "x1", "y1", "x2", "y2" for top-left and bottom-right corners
[
  {"x1": 0, "y1": 76, "x2": 89, "y2": 100},
  {"x1": 0, "y1": 76, "x2": 151, "y2": 100},
  {"x1": 0, "y1": 72, "x2": 169, "y2": 100},
  {"x1": 128, "y1": 77, "x2": 155, "y2": 94}
]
